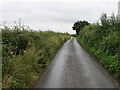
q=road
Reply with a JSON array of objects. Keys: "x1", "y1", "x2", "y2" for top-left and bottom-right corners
[{"x1": 35, "y1": 37, "x2": 118, "y2": 88}]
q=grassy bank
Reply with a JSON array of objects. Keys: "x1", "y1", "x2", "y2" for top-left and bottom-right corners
[
  {"x1": 2, "y1": 24, "x2": 70, "y2": 88},
  {"x1": 76, "y1": 14, "x2": 120, "y2": 80}
]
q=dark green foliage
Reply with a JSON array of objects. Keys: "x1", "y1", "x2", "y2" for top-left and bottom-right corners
[
  {"x1": 72, "y1": 20, "x2": 89, "y2": 35},
  {"x1": 2, "y1": 24, "x2": 70, "y2": 88},
  {"x1": 77, "y1": 13, "x2": 120, "y2": 79}
]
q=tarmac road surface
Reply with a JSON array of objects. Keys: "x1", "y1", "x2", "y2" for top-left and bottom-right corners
[{"x1": 35, "y1": 37, "x2": 118, "y2": 88}]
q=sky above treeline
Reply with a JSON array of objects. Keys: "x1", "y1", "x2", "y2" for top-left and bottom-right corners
[{"x1": 0, "y1": 0, "x2": 119, "y2": 34}]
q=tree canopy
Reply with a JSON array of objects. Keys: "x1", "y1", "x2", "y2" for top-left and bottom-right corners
[{"x1": 72, "y1": 21, "x2": 89, "y2": 35}]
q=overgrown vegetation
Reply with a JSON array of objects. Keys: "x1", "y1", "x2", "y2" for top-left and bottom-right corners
[
  {"x1": 76, "y1": 13, "x2": 120, "y2": 80},
  {"x1": 2, "y1": 23, "x2": 70, "y2": 88}
]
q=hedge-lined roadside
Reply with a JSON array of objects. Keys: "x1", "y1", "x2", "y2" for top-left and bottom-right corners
[
  {"x1": 2, "y1": 25, "x2": 70, "y2": 88},
  {"x1": 76, "y1": 14, "x2": 120, "y2": 80}
]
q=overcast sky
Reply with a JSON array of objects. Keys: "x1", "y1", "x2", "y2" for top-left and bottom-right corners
[{"x1": 0, "y1": 0, "x2": 119, "y2": 34}]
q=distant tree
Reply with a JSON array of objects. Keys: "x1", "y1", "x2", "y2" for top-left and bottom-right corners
[{"x1": 72, "y1": 20, "x2": 89, "y2": 35}]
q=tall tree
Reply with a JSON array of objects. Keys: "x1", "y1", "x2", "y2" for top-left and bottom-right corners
[{"x1": 72, "y1": 21, "x2": 89, "y2": 35}]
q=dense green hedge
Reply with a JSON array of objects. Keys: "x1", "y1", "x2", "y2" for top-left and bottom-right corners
[
  {"x1": 77, "y1": 14, "x2": 120, "y2": 79},
  {"x1": 2, "y1": 25, "x2": 70, "y2": 88}
]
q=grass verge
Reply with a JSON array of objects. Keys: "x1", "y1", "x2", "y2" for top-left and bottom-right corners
[{"x1": 2, "y1": 24, "x2": 70, "y2": 88}]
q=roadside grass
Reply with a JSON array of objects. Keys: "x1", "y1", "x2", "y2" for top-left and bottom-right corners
[
  {"x1": 2, "y1": 25, "x2": 70, "y2": 88},
  {"x1": 77, "y1": 39, "x2": 120, "y2": 79},
  {"x1": 76, "y1": 14, "x2": 120, "y2": 80}
]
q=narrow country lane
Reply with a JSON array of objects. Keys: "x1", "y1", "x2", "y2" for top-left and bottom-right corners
[{"x1": 35, "y1": 37, "x2": 118, "y2": 88}]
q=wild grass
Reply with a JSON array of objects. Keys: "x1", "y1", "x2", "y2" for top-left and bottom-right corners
[
  {"x1": 2, "y1": 24, "x2": 70, "y2": 88},
  {"x1": 76, "y1": 13, "x2": 120, "y2": 80}
]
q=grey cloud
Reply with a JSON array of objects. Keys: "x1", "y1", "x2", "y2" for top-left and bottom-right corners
[{"x1": 0, "y1": 1, "x2": 118, "y2": 34}]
